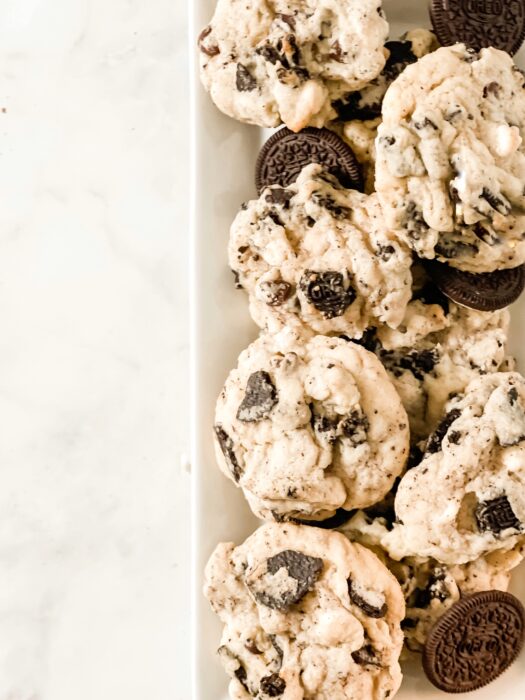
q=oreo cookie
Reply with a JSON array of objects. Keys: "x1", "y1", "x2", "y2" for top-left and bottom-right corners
[
  {"x1": 424, "y1": 260, "x2": 525, "y2": 311},
  {"x1": 423, "y1": 590, "x2": 525, "y2": 692},
  {"x1": 255, "y1": 127, "x2": 363, "y2": 193},
  {"x1": 430, "y1": 0, "x2": 525, "y2": 56}
]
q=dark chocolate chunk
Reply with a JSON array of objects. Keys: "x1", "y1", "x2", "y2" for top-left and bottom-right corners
[
  {"x1": 434, "y1": 237, "x2": 479, "y2": 260},
  {"x1": 260, "y1": 674, "x2": 286, "y2": 697},
  {"x1": 423, "y1": 590, "x2": 525, "y2": 692},
  {"x1": 348, "y1": 578, "x2": 387, "y2": 618},
  {"x1": 405, "y1": 202, "x2": 430, "y2": 241},
  {"x1": 430, "y1": 0, "x2": 525, "y2": 55},
  {"x1": 480, "y1": 187, "x2": 511, "y2": 215},
  {"x1": 251, "y1": 550, "x2": 323, "y2": 611},
  {"x1": 197, "y1": 26, "x2": 220, "y2": 56},
  {"x1": 413, "y1": 117, "x2": 438, "y2": 131},
  {"x1": 425, "y1": 260, "x2": 525, "y2": 312},
  {"x1": 214, "y1": 425, "x2": 242, "y2": 482},
  {"x1": 410, "y1": 568, "x2": 450, "y2": 609},
  {"x1": 269, "y1": 635, "x2": 284, "y2": 670},
  {"x1": 340, "y1": 409, "x2": 369, "y2": 445},
  {"x1": 343, "y1": 328, "x2": 379, "y2": 353},
  {"x1": 483, "y1": 81, "x2": 502, "y2": 98},
  {"x1": 245, "y1": 640, "x2": 262, "y2": 655},
  {"x1": 311, "y1": 192, "x2": 351, "y2": 219},
  {"x1": 475, "y1": 495, "x2": 522, "y2": 534},
  {"x1": 236, "y1": 63, "x2": 257, "y2": 91},
  {"x1": 412, "y1": 281, "x2": 450, "y2": 313},
  {"x1": 259, "y1": 280, "x2": 293, "y2": 306},
  {"x1": 265, "y1": 187, "x2": 294, "y2": 207},
  {"x1": 276, "y1": 13, "x2": 295, "y2": 29},
  {"x1": 232, "y1": 269, "x2": 243, "y2": 290},
  {"x1": 234, "y1": 666, "x2": 249, "y2": 692},
  {"x1": 401, "y1": 617, "x2": 418, "y2": 630},
  {"x1": 311, "y1": 412, "x2": 340, "y2": 444},
  {"x1": 380, "y1": 348, "x2": 440, "y2": 382},
  {"x1": 333, "y1": 39, "x2": 418, "y2": 121},
  {"x1": 218, "y1": 647, "x2": 250, "y2": 692},
  {"x1": 294, "y1": 508, "x2": 355, "y2": 529},
  {"x1": 426, "y1": 408, "x2": 462, "y2": 454},
  {"x1": 407, "y1": 444, "x2": 424, "y2": 470},
  {"x1": 472, "y1": 222, "x2": 500, "y2": 246},
  {"x1": 377, "y1": 244, "x2": 395, "y2": 261},
  {"x1": 237, "y1": 371, "x2": 278, "y2": 422},
  {"x1": 300, "y1": 270, "x2": 356, "y2": 318},
  {"x1": 351, "y1": 644, "x2": 381, "y2": 666},
  {"x1": 256, "y1": 44, "x2": 282, "y2": 65},
  {"x1": 255, "y1": 127, "x2": 363, "y2": 193}
]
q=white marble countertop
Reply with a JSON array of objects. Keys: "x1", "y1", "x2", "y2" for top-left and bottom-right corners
[{"x1": 0, "y1": 0, "x2": 190, "y2": 697}]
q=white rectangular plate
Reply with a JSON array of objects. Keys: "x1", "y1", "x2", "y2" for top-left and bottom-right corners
[{"x1": 191, "y1": 1, "x2": 525, "y2": 697}]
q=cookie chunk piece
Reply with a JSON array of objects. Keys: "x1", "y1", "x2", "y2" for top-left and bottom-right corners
[
  {"x1": 376, "y1": 45, "x2": 525, "y2": 273},
  {"x1": 382, "y1": 373, "x2": 525, "y2": 564},
  {"x1": 205, "y1": 523, "x2": 405, "y2": 699},
  {"x1": 198, "y1": 0, "x2": 388, "y2": 131},
  {"x1": 230, "y1": 164, "x2": 412, "y2": 337},
  {"x1": 341, "y1": 510, "x2": 524, "y2": 653},
  {"x1": 214, "y1": 330, "x2": 409, "y2": 521},
  {"x1": 371, "y1": 267, "x2": 510, "y2": 443}
]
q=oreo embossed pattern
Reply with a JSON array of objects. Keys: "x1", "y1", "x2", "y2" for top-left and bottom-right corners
[
  {"x1": 423, "y1": 591, "x2": 525, "y2": 692},
  {"x1": 431, "y1": 0, "x2": 525, "y2": 55}
]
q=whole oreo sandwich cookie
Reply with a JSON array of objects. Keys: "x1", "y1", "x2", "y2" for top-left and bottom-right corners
[
  {"x1": 423, "y1": 590, "x2": 525, "y2": 692},
  {"x1": 430, "y1": 0, "x2": 525, "y2": 55},
  {"x1": 424, "y1": 260, "x2": 525, "y2": 311},
  {"x1": 255, "y1": 127, "x2": 363, "y2": 194}
]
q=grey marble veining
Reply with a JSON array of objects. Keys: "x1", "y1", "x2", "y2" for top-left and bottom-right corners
[{"x1": 0, "y1": 1, "x2": 190, "y2": 697}]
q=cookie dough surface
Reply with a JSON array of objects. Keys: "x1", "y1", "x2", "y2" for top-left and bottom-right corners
[
  {"x1": 376, "y1": 45, "x2": 525, "y2": 272},
  {"x1": 230, "y1": 164, "x2": 412, "y2": 337},
  {"x1": 205, "y1": 523, "x2": 405, "y2": 699},
  {"x1": 340, "y1": 511, "x2": 524, "y2": 652},
  {"x1": 214, "y1": 330, "x2": 409, "y2": 521},
  {"x1": 369, "y1": 268, "x2": 510, "y2": 442},
  {"x1": 199, "y1": 0, "x2": 388, "y2": 131},
  {"x1": 382, "y1": 372, "x2": 525, "y2": 564}
]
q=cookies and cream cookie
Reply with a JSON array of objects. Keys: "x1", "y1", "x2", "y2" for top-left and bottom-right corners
[
  {"x1": 340, "y1": 510, "x2": 524, "y2": 652},
  {"x1": 230, "y1": 164, "x2": 412, "y2": 337},
  {"x1": 381, "y1": 372, "x2": 525, "y2": 564},
  {"x1": 369, "y1": 269, "x2": 510, "y2": 442},
  {"x1": 214, "y1": 330, "x2": 409, "y2": 522},
  {"x1": 205, "y1": 522, "x2": 405, "y2": 699},
  {"x1": 198, "y1": 0, "x2": 389, "y2": 131},
  {"x1": 376, "y1": 44, "x2": 525, "y2": 272}
]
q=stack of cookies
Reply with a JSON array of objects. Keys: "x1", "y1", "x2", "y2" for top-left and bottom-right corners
[{"x1": 198, "y1": 1, "x2": 525, "y2": 697}]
